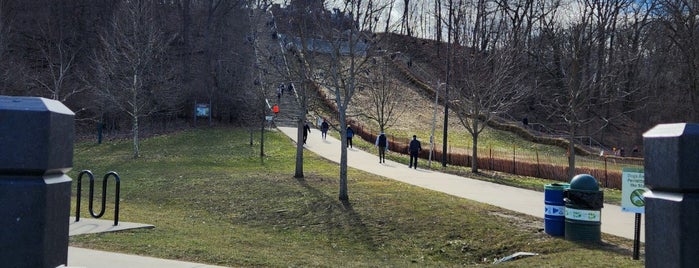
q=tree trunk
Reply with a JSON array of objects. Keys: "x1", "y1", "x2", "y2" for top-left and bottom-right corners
[
  {"x1": 180, "y1": 0, "x2": 191, "y2": 84},
  {"x1": 132, "y1": 114, "x2": 140, "y2": 159},
  {"x1": 338, "y1": 108, "x2": 349, "y2": 201},
  {"x1": 132, "y1": 74, "x2": 140, "y2": 159},
  {"x1": 435, "y1": 0, "x2": 441, "y2": 58},
  {"x1": 442, "y1": 0, "x2": 453, "y2": 168},
  {"x1": 568, "y1": 128, "x2": 576, "y2": 180},
  {"x1": 471, "y1": 116, "x2": 480, "y2": 173},
  {"x1": 471, "y1": 131, "x2": 479, "y2": 173},
  {"x1": 294, "y1": 117, "x2": 304, "y2": 178},
  {"x1": 260, "y1": 112, "x2": 265, "y2": 158},
  {"x1": 294, "y1": 80, "x2": 309, "y2": 178},
  {"x1": 402, "y1": 0, "x2": 411, "y2": 36},
  {"x1": 385, "y1": 0, "x2": 393, "y2": 33}
]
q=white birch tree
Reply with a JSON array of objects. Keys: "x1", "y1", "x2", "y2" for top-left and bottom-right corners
[{"x1": 94, "y1": 0, "x2": 175, "y2": 158}]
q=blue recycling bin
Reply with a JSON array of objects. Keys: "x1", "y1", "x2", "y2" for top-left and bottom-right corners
[{"x1": 544, "y1": 183, "x2": 570, "y2": 236}]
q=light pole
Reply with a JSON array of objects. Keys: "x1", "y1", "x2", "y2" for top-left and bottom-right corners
[
  {"x1": 442, "y1": 81, "x2": 449, "y2": 167},
  {"x1": 442, "y1": 1, "x2": 453, "y2": 167},
  {"x1": 429, "y1": 81, "x2": 444, "y2": 167}
]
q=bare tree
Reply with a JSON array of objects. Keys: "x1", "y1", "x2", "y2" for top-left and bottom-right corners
[
  {"x1": 177, "y1": 0, "x2": 192, "y2": 85},
  {"x1": 537, "y1": 2, "x2": 599, "y2": 179},
  {"x1": 454, "y1": 50, "x2": 529, "y2": 173},
  {"x1": 532, "y1": 0, "x2": 647, "y2": 178},
  {"x1": 353, "y1": 0, "x2": 391, "y2": 32},
  {"x1": 93, "y1": 0, "x2": 175, "y2": 158},
  {"x1": 659, "y1": 0, "x2": 699, "y2": 120},
  {"x1": 248, "y1": 1, "x2": 274, "y2": 158},
  {"x1": 435, "y1": 0, "x2": 442, "y2": 55},
  {"x1": 255, "y1": 0, "x2": 316, "y2": 176},
  {"x1": 0, "y1": 0, "x2": 24, "y2": 95},
  {"x1": 495, "y1": 0, "x2": 538, "y2": 49},
  {"x1": 28, "y1": 23, "x2": 82, "y2": 102},
  {"x1": 384, "y1": 0, "x2": 394, "y2": 33},
  {"x1": 284, "y1": 5, "x2": 324, "y2": 178},
  {"x1": 363, "y1": 56, "x2": 404, "y2": 132},
  {"x1": 313, "y1": 2, "x2": 379, "y2": 201},
  {"x1": 401, "y1": 0, "x2": 412, "y2": 36},
  {"x1": 201, "y1": 1, "x2": 242, "y2": 118}
]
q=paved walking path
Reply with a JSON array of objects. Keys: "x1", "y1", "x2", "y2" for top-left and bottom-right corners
[
  {"x1": 67, "y1": 218, "x2": 227, "y2": 268},
  {"x1": 279, "y1": 127, "x2": 645, "y2": 242},
  {"x1": 67, "y1": 246, "x2": 228, "y2": 268},
  {"x1": 69, "y1": 218, "x2": 154, "y2": 236}
]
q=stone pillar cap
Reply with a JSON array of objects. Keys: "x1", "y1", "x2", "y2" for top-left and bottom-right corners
[
  {"x1": 0, "y1": 96, "x2": 75, "y2": 175},
  {"x1": 643, "y1": 123, "x2": 699, "y2": 191}
]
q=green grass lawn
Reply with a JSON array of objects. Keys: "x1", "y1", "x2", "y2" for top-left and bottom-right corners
[{"x1": 69, "y1": 127, "x2": 642, "y2": 267}]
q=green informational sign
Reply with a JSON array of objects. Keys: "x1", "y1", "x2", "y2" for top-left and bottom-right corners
[{"x1": 621, "y1": 168, "x2": 646, "y2": 213}]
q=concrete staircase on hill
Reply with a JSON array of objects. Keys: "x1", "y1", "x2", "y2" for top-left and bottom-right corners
[
  {"x1": 270, "y1": 86, "x2": 301, "y2": 127},
  {"x1": 253, "y1": 10, "x2": 305, "y2": 128}
]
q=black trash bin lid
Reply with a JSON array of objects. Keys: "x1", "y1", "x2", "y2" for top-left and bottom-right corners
[{"x1": 569, "y1": 174, "x2": 599, "y2": 192}]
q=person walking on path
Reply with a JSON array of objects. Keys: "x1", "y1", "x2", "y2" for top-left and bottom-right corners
[
  {"x1": 346, "y1": 126, "x2": 354, "y2": 148},
  {"x1": 303, "y1": 122, "x2": 311, "y2": 144},
  {"x1": 375, "y1": 132, "x2": 388, "y2": 163},
  {"x1": 408, "y1": 135, "x2": 422, "y2": 169},
  {"x1": 321, "y1": 119, "x2": 329, "y2": 140},
  {"x1": 276, "y1": 85, "x2": 282, "y2": 102},
  {"x1": 288, "y1": 83, "x2": 295, "y2": 94}
]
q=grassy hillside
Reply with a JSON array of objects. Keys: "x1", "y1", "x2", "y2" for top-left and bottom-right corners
[
  {"x1": 307, "y1": 35, "x2": 643, "y2": 189},
  {"x1": 69, "y1": 128, "x2": 642, "y2": 267}
]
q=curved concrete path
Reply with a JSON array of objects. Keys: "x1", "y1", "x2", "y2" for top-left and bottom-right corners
[
  {"x1": 278, "y1": 127, "x2": 645, "y2": 242},
  {"x1": 68, "y1": 247, "x2": 228, "y2": 268},
  {"x1": 67, "y1": 219, "x2": 229, "y2": 267}
]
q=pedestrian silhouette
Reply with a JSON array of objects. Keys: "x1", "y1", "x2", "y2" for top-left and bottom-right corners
[
  {"x1": 346, "y1": 126, "x2": 354, "y2": 148},
  {"x1": 409, "y1": 135, "x2": 422, "y2": 169},
  {"x1": 321, "y1": 119, "x2": 329, "y2": 140},
  {"x1": 375, "y1": 132, "x2": 388, "y2": 163},
  {"x1": 303, "y1": 122, "x2": 311, "y2": 144}
]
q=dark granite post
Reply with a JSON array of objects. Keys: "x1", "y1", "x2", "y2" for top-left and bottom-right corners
[
  {"x1": 0, "y1": 96, "x2": 74, "y2": 267},
  {"x1": 643, "y1": 123, "x2": 699, "y2": 267}
]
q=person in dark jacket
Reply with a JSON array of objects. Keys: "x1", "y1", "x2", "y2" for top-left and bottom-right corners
[
  {"x1": 303, "y1": 122, "x2": 311, "y2": 144},
  {"x1": 375, "y1": 132, "x2": 387, "y2": 163},
  {"x1": 408, "y1": 135, "x2": 422, "y2": 169},
  {"x1": 346, "y1": 126, "x2": 354, "y2": 148},
  {"x1": 321, "y1": 119, "x2": 329, "y2": 140}
]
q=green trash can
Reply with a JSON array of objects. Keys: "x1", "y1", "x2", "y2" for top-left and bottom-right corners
[{"x1": 564, "y1": 174, "x2": 603, "y2": 242}]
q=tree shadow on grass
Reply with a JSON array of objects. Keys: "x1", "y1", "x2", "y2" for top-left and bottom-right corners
[
  {"x1": 568, "y1": 238, "x2": 644, "y2": 260},
  {"x1": 295, "y1": 177, "x2": 378, "y2": 251}
]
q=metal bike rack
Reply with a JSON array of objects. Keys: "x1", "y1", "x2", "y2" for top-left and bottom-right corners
[{"x1": 75, "y1": 170, "x2": 121, "y2": 226}]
